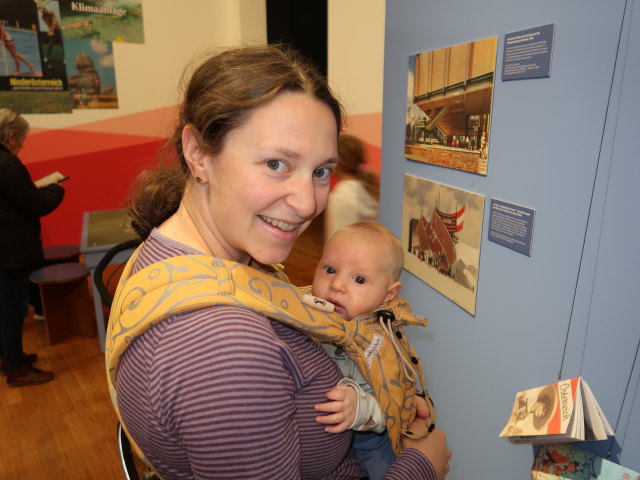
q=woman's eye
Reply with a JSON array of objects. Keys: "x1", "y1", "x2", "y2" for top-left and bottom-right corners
[
  {"x1": 266, "y1": 159, "x2": 286, "y2": 171},
  {"x1": 354, "y1": 276, "x2": 366, "y2": 284},
  {"x1": 313, "y1": 167, "x2": 331, "y2": 179},
  {"x1": 325, "y1": 266, "x2": 336, "y2": 274}
]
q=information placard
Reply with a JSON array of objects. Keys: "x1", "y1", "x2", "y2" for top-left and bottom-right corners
[
  {"x1": 502, "y1": 23, "x2": 555, "y2": 81},
  {"x1": 488, "y1": 199, "x2": 536, "y2": 256}
]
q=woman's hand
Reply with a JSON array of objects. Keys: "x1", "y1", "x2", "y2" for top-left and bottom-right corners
[
  {"x1": 402, "y1": 426, "x2": 451, "y2": 479},
  {"x1": 314, "y1": 384, "x2": 358, "y2": 433}
]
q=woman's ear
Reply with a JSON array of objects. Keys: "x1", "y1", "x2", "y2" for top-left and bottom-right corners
[
  {"x1": 384, "y1": 281, "x2": 402, "y2": 303},
  {"x1": 182, "y1": 125, "x2": 209, "y2": 183}
]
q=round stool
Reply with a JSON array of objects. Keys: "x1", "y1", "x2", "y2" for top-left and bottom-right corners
[
  {"x1": 43, "y1": 244, "x2": 81, "y2": 265},
  {"x1": 29, "y1": 262, "x2": 96, "y2": 345}
]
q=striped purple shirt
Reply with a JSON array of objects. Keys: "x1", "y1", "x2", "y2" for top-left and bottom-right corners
[{"x1": 116, "y1": 230, "x2": 436, "y2": 479}]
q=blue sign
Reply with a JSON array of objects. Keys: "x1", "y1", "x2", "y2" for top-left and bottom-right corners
[
  {"x1": 488, "y1": 199, "x2": 536, "y2": 256},
  {"x1": 502, "y1": 23, "x2": 555, "y2": 81}
]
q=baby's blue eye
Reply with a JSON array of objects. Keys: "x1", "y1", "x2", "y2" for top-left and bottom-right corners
[
  {"x1": 267, "y1": 160, "x2": 286, "y2": 171},
  {"x1": 313, "y1": 167, "x2": 331, "y2": 179},
  {"x1": 354, "y1": 276, "x2": 366, "y2": 284},
  {"x1": 325, "y1": 266, "x2": 336, "y2": 274}
]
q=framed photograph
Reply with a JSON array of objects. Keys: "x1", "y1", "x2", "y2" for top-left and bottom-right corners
[
  {"x1": 405, "y1": 37, "x2": 498, "y2": 175},
  {"x1": 402, "y1": 174, "x2": 485, "y2": 315}
]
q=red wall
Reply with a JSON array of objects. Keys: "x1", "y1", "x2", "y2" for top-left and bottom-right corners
[
  {"x1": 21, "y1": 109, "x2": 380, "y2": 248},
  {"x1": 26, "y1": 139, "x2": 165, "y2": 246}
]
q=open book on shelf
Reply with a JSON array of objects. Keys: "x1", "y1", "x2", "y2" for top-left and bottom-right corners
[
  {"x1": 531, "y1": 444, "x2": 639, "y2": 479},
  {"x1": 500, "y1": 377, "x2": 614, "y2": 444},
  {"x1": 34, "y1": 171, "x2": 68, "y2": 188}
]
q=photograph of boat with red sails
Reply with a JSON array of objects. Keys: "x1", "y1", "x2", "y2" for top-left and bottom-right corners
[{"x1": 403, "y1": 174, "x2": 485, "y2": 315}]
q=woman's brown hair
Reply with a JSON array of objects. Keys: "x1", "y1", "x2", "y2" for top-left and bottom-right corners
[{"x1": 128, "y1": 44, "x2": 344, "y2": 239}]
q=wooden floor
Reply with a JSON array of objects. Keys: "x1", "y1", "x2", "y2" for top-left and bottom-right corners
[
  {"x1": 0, "y1": 314, "x2": 122, "y2": 480},
  {"x1": 0, "y1": 217, "x2": 324, "y2": 480}
]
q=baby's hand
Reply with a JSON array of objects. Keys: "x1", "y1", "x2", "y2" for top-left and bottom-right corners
[{"x1": 314, "y1": 384, "x2": 358, "y2": 433}]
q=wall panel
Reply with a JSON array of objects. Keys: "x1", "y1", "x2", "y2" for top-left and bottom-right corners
[{"x1": 382, "y1": 0, "x2": 637, "y2": 476}]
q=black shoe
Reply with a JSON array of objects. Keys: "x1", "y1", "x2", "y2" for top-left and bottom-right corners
[
  {"x1": 0, "y1": 353, "x2": 38, "y2": 376},
  {"x1": 7, "y1": 365, "x2": 54, "y2": 387}
]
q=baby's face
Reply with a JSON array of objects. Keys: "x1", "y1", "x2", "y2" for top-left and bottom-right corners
[{"x1": 312, "y1": 230, "x2": 399, "y2": 319}]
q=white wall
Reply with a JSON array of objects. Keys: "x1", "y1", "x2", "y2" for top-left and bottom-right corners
[
  {"x1": 26, "y1": 0, "x2": 386, "y2": 138},
  {"x1": 26, "y1": 0, "x2": 266, "y2": 129},
  {"x1": 328, "y1": 0, "x2": 385, "y2": 117}
]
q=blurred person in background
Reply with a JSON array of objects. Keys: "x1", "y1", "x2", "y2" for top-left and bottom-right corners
[
  {"x1": 325, "y1": 134, "x2": 380, "y2": 240},
  {"x1": 0, "y1": 108, "x2": 65, "y2": 387}
]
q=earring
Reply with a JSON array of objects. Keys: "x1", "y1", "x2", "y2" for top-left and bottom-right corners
[{"x1": 195, "y1": 176, "x2": 203, "y2": 184}]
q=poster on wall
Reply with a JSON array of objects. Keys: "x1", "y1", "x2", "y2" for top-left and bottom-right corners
[
  {"x1": 402, "y1": 174, "x2": 485, "y2": 315},
  {"x1": 0, "y1": 0, "x2": 71, "y2": 113},
  {"x1": 405, "y1": 36, "x2": 498, "y2": 175},
  {"x1": 63, "y1": 37, "x2": 117, "y2": 108},
  {"x1": 57, "y1": 0, "x2": 145, "y2": 43}
]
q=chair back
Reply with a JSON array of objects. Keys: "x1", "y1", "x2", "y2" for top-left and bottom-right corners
[{"x1": 94, "y1": 239, "x2": 141, "y2": 308}]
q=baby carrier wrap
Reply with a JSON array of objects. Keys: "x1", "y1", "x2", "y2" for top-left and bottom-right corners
[{"x1": 105, "y1": 246, "x2": 435, "y2": 464}]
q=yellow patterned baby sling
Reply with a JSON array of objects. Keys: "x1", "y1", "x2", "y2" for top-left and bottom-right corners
[{"x1": 105, "y1": 247, "x2": 435, "y2": 460}]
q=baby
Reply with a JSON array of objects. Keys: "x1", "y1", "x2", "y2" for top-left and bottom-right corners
[{"x1": 312, "y1": 221, "x2": 417, "y2": 480}]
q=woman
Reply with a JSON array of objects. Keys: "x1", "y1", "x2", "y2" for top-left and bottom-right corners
[
  {"x1": 324, "y1": 134, "x2": 380, "y2": 240},
  {"x1": 107, "y1": 45, "x2": 450, "y2": 479},
  {"x1": 0, "y1": 23, "x2": 35, "y2": 76},
  {"x1": 0, "y1": 109, "x2": 64, "y2": 386}
]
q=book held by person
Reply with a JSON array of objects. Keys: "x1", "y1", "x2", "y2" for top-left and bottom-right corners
[{"x1": 34, "y1": 171, "x2": 68, "y2": 187}]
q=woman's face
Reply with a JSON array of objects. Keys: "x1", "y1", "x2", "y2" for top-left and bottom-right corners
[{"x1": 201, "y1": 92, "x2": 338, "y2": 265}]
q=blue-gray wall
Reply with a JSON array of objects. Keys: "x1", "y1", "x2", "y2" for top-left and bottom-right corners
[{"x1": 381, "y1": 0, "x2": 640, "y2": 477}]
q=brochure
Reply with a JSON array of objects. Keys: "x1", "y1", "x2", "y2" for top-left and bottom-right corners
[{"x1": 500, "y1": 377, "x2": 614, "y2": 444}]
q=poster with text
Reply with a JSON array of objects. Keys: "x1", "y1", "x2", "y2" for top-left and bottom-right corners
[
  {"x1": 405, "y1": 37, "x2": 498, "y2": 175},
  {"x1": 56, "y1": 0, "x2": 144, "y2": 43},
  {"x1": 0, "y1": 0, "x2": 71, "y2": 112},
  {"x1": 63, "y1": 37, "x2": 117, "y2": 108},
  {"x1": 402, "y1": 174, "x2": 485, "y2": 315}
]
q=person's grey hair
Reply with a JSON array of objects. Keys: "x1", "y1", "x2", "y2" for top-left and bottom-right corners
[{"x1": 0, "y1": 108, "x2": 29, "y2": 144}]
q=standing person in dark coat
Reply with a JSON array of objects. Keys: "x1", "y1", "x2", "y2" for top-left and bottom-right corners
[{"x1": 0, "y1": 108, "x2": 65, "y2": 387}]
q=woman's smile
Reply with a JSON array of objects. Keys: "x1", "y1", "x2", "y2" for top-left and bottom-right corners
[{"x1": 258, "y1": 215, "x2": 302, "y2": 232}]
